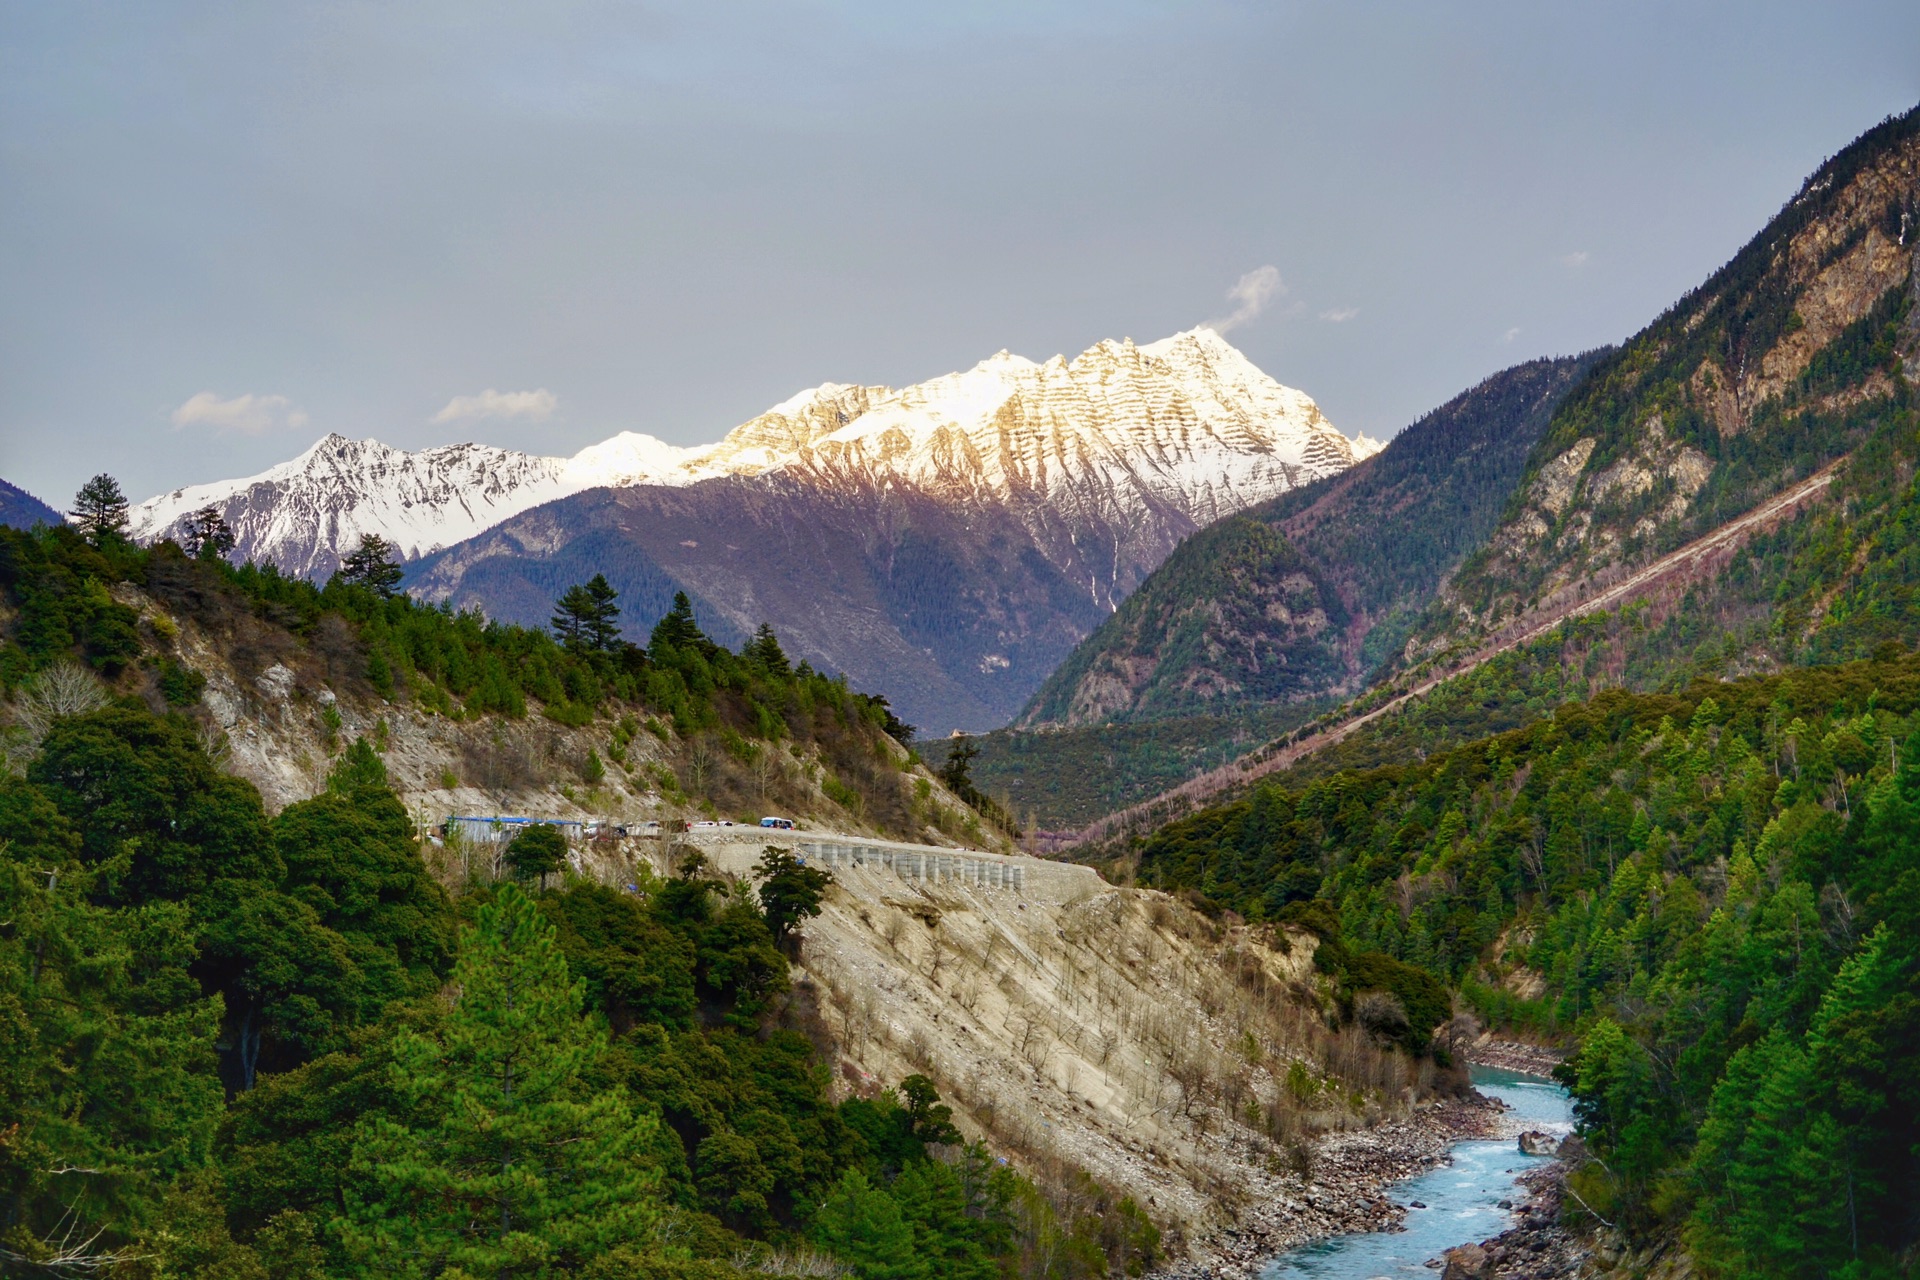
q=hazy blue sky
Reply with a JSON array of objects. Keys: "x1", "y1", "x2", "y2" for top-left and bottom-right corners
[{"x1": 4, "y1": 1, "x2": 1918, "y2": 507}]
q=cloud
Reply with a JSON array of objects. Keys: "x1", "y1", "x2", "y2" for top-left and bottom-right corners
[
  {"x1": 1203, "y1": 265, "x2": 1285, "y2": 334},
  {"x1": 1503, "y1": 327, "x2": 1522, "y2": 343},
  {"x1": 431, "y1": 388, "x2": 558, "y2": 425},
  {"x1": 1559, "y1": 250, "x2": 1590, "y2": 268},
  {"x1": 1319, "y1": 306, "x2": 1361, "y2": 323},
  {"x1": 170, "y1": 391, "x2": 309, "y2": 435}
]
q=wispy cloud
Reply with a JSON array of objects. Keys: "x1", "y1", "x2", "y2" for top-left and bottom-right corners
[
  {"x1": 170, "y1": 391, "x2": 308, "y2": 435},
  {"x1": 1503, "y1": 327, "x2": 1522, "y2": 343},
  {"x1": 1559, "y1": 250, "x2": 1590, "y2": 268},
  {"x1": 1319, "y1": 306, "x2": 1360, "y2": 323},
  {"x1": 1203, "y1": 265, "x2": 1285, "y2": 334},
  {"x1": 431, "y1": 388, "x2": 557, "y2": 425}
]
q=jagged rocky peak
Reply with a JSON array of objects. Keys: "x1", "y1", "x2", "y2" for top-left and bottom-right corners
[{"x1": 129, "y1": 326, "x2": 1375, "y2": 578}]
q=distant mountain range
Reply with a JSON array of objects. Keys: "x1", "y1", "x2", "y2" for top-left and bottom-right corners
[
  {"x1": 996, "y1": 103, "x2": 1920, "y2": 837},
  {"x1": 128, "y1": 327, "x2": 1379, "y2": 733},
  {"x1": 0, "y1": 478, "x2": 61, "y2": 530}
]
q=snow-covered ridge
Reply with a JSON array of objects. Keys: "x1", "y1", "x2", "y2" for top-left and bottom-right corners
[
  {"x1": 129, "y1": 432, "x2": 718, "y2": 580},
  {"x1": 130, "y1": 328, "x2": 1378, "y2": 577}
]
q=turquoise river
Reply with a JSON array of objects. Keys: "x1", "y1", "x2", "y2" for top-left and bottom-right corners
[{"x1": 1263, "y1": 1068, "x2": 1574, "y2": 1279}]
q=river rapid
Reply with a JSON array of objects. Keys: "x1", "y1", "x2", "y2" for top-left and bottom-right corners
[{"x1": 1261, "y1": 1068, "x2": 1574, "y2": 1279}]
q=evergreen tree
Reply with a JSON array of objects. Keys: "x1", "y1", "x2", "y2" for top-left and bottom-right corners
[
  {"x1": 506, "y1": 823, "x2": 569, "y2": 884},
  {"x1": 551, "y1": 575, "x2": 620, "y2": 653},
  {"x1": 582, "y1": 574, "x2": 621, "y2": 651},
  {"x1": 551, "y1": 584, "x2": 595, "y2": 651},
  {"x1": 866, "y1": 694, "x2": 916, "y2": 746},
  {"x1": 898, "y1": 1074, "x2": 962, "y2": 1146},
  {"x1": 71, "y1": 473, "x2": 130, "y2": 545},
  {"x1": 337, "y1": 884, "x2": 660, "y2": 1278},
  {"x1": 272, "y1": 739, "x2": 457, "y2": 1002},
  {"x1": 649, "y1": 591, "x2": 716, "y2": 659},
  {"x1": 183, "y1": 505, "x2": 237, "y2": 560},
  {"x1": 338, "y1": 534, "x2": 404, "y2": 597},
  {"x1": 939, "y1": 737, "x2": 980, "y2": 802},
  {"x1": 752, "y1": 846, "x2": 832, "y2": 949},
  {"x1": 743, "y1": 623, "x2": 790, "y2": 675},
  {"x1": 0, "y1": 848, "x2": 225, "y2": 1270},
  {"x1": 811, "y1": 1169, "x2": 927, "y2": 1280}
]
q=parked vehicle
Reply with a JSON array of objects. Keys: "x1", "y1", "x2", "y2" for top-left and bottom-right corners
[{"x1": 760, "y1": 816, "x2": 795, "y2": 830}]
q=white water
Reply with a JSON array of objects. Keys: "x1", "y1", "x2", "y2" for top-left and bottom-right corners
[{"x1": 1262, "y1": 1068, "x2": 1574, "y2": 1278}]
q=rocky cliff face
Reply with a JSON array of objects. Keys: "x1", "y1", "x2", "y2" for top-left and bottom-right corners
[{"x1": 1411, "y1": 106, "x2": 1920, "y2": 666}]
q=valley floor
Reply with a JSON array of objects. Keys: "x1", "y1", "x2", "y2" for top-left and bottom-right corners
[{"x1": 1154, "y1": 1092, "x2": 1508, "y2": 1279}]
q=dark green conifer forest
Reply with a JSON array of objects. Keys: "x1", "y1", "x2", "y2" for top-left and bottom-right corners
[
  {"x1": 1125, "y1": 651, "x2": 1920, "y2": 1275},
  {"x1": 0, "y1": 703, "x2": 1155, "y2": 1278},
  {"x1": 0, "y1": 517, "x2": 1152, "y2": 1278}
]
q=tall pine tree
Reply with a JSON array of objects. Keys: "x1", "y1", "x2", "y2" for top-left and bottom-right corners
[
  {"x1": 338, "y1": 534, "x2": 404, "y2": 597},
  {"x1": 183, "y1": 505, "x2": 237, "y2": 560},
  {"x1": 337, "y1": 885, "x2": 659, "y2": 1278},
  {"x1": 550, "y1": 575, "x2": 620, "y2": 653},
  {"x1": 70, "y1": 473, "x2": 130, "y2": 546}
]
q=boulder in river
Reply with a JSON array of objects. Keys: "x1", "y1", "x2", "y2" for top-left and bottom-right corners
[
  {"x1": 1517, "y1": 1130, "x2": 1558, "y2": 1155},
  {"x1": 1441, "y1": 1243, "x2": 1491, "y2": 1279}
]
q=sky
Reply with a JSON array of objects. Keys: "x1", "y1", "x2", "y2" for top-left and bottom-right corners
[{"x1": 3, "y1": 1, "x2": 1918, "y2": 508}]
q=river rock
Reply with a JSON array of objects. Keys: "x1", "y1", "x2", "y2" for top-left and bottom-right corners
[
  {"x1": 1517, "y1": 1130, "x2": 1557, "y2": 1155},
  {"x1": 1442, "y1": 1243, "x2": 1490, "y2": 1279}
]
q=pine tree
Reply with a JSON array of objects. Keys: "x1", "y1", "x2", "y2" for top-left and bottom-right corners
[
  {"x1": 551, "y1": 576, "x2": 620, "y2": 653},
  {"x1": 71, "y1": 473, "x2": 130, "y2": 545},
  {"x1": 582, "y1": 575, "x2": 621, "y2": 651},
  {"x1": 339, "y1": 534, "x2": 404, "y2": 597},
  {"x1": 506, "y1": 824, "x2": 569, "y2": 884},
  {"x1": 0, "y1": 853, "x2": 225, "y2": 1271},
  {"x1": 337, "y1": 885, "x2": 659, "y2": 1278},
  {"x1": 649, "y1": 591, "x2": 714, "y2": 659},
  {"x1": 550, "y1": 584, "x2": 596, "y2": 652},
  {"x1": 743, "y1": 623, "x2": 790, "y2": 675},
  {"x1": 752, "y1": 846, "x2": 832, "y2": 949},
  {"x1": 812, "y1": 1169, "x2": 928, "y2": 1280},
  {"x1": 939, "y1": 737, "x2": 981, "y2": 804},
  {"x1": 183, "y1": 505, "x2": 237, "y2": 560}
]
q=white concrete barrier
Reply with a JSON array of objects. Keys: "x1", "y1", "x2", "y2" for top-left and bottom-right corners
[{"x1": 667, "y1": 829, "x2": 1105, "y2": 905}]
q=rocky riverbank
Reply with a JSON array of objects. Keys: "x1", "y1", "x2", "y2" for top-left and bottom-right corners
[
  {"x1": 1440, "y1": 1157, "x2": 1694, "y2": 1280},
  {"x1": 1152, "y1": 1093, "x2": 1507, "y2": 1279},
  {"x1": 1462, "y1": 1036, "x2": 1566, "y2": 1077},
  {"x1": 1436, "y1": 1161, "x2": 1586, "y2": 1278}
]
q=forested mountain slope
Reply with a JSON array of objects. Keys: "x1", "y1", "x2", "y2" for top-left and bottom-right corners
[
  {"x1": 1028, "y1": 106, "x2": 1920, "y2": 843},
  {"x1": 1111, "y1": 651, "x2": 1920, "y2": 1274},
  {"x1": 2, "y1": 518, "x2": 1509, "y2": 1279},
  {"x1": 0, "y1": 477, "x2": 61, "y2": 530},
  {"x1": 1407, "y1": 105, "x2": 1920, "y2": 676},
  {"x1": 0, "y1": 520, "x2": 993, "y2": 845},
  {"x1": 1021, "y1": 354, "x2": 1597, "y2": 729}
]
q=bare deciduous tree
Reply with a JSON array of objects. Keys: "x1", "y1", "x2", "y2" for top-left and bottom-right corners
[{"x1": 14, "y1": 659, "x2": 108, "y2": 738}]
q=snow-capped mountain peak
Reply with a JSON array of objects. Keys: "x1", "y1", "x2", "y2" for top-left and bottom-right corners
[{"x1": 129, "y1": 328, "x2": 1377, "y2": 578}]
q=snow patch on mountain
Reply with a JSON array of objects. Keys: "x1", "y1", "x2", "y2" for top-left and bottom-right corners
[
  {"x1": 130, "y1": 328, "x2": 1375, "y2": 578},
  {"x1": 129, "y1": 433, "x2": 709, "y2": 580}
]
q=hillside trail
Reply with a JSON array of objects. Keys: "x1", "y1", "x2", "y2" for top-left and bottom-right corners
[{"x1": 1064, "y1": 457, "x2": 1846, "y2": 848}]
